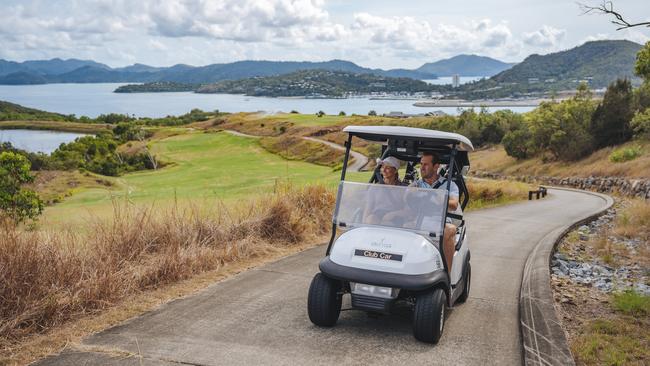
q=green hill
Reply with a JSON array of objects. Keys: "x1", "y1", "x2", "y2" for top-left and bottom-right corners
[
  {"x1": 417, "y1": 54, "x2": 514, "y2": 76},
  {"x1": 0, "y1": 100, "x2": 71, "y2": 121},
  {"x1": 195, "y1": 69, "x2": 439, "y2": 97},
  {"x1": 459, "y1": 40, "x2": 643, "y2": 99}
]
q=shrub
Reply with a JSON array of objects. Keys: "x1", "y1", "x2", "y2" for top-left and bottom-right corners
[
  {"x1": 631, "y1": 108, "x2": 650, "y2": 139},
  {"x1": 368, "y1": 110, "x2": 377, "y2": 116},
  {"x1": 0, "y1": 152, "x2": 43, "y2": 222},
  {"x1": 612, "y1": 290, "x2": 650, "y2": 316},
  {"x1": 609, "y1": 145, "x2": 643, "y2": 163}
]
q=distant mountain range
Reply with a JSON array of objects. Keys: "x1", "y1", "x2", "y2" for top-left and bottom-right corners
[
  {"x1": 0, "y1": 58, "x2": 437, "y2": 85},
  {"x1": 417, "y1": 55, "x2": 515, "y2": 76},
  {"x1": 459, "y1": 40, "x2": 643, "y2": 99},
  {"x1": 0, "y1": 55, "x2": 516, "y2": 85}
]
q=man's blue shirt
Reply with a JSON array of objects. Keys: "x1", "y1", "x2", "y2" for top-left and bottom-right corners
[{"x1": 411, "y1": 177, "x2": 459, "y2": 198}]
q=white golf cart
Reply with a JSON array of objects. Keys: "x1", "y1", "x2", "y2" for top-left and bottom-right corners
[{"x1": 307, "y1": 126, "x2": 473, "y2": 344}]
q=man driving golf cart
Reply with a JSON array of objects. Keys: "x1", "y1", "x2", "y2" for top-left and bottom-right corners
[
  {"x1": 308, "y1": 125, "x2": 473, "y2": 344},
  {"x1": 383, "y1": 151, "x2": 459, "y2": 275}
]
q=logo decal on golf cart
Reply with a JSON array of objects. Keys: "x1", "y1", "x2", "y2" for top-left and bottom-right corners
[{"x1": 355, "y1": 249, "x2": 403, "y2": 261}]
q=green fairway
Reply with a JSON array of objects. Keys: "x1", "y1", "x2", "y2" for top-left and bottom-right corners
[
  {"x1": 42, "y1": 131, "x2": 369, "y2": 225},
  {"x1": 265, "y1": 112, "x2": 348, "y2": 126}
]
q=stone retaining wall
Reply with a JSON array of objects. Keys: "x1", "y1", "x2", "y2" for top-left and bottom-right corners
[{"x1": 472, "y1": 171, "x2": 650, "y2": 199}]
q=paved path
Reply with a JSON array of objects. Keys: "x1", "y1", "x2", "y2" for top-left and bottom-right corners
[
  {"x1": 36, "y1": 188, "x2": 609, "y2": 366},
  {"x1": 224, "y1": 130, "x2": 368, "y2": 172}
]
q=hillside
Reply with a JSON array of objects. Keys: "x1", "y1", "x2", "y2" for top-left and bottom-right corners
[
  {"x1": 417, "y1": 54, "x2": 514, "y2": 76},
  {"x1": 195, "y1": 69, "x2": 438, "y2": 97},
  {"x1": 0, "y1": 100, "x2": 71, "y2": 121},
  {"x1": 459, "y1": 40, "x2": 643, "y2": 98},
  {"x1": 0, "y1": 58, "x2": 437, "y2": 85}
]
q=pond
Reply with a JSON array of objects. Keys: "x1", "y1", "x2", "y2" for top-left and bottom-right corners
[{"x1": 0, "y1": 129, "x2": 88, "y2": 154}]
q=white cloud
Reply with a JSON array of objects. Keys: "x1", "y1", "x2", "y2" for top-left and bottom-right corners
[
  {"x1": 351, "y1": 14, "x2": 516, "y2": 60},
  {"x1": 146, "y1": 0, "x2": 344, "y2": 43},
  {"x1": 523, "y1": 25, "x2": 566, "y2": 48}
]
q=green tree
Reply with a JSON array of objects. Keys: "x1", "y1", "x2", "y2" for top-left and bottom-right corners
[
  {"x1": 631, "y1": 108, "x2": 650, "y2": 140},
  {"x1": 591, "y1": 78, "x2": 634, "y2": 148},
  {"x1": 635, "y1": 41, "x2": 650, "y2": 81},
  {"x1": 0, "y1": 152, "x2": 43, "y2": 223},
  {"x1": 502, "y1": 127, "x2": 533, "y2": 159},
  {"x1": 368, "y1": 110, "x2": 377, "y2": 116}
]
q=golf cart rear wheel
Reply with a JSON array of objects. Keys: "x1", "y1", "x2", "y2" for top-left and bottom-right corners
[
  {"x1": 457, "y1": 262, "x2": 471, "y2": 303},
  {"x1": 307, "y1": 273, "x2": 342, "y2": 327},
  {"x1": 413, "y1": 288, "x2": 447, "y2": 344}
]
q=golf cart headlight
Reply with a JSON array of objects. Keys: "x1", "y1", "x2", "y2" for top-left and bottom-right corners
[{"x1": 351, "y1": 282, "x2": 399, "y2": 299}]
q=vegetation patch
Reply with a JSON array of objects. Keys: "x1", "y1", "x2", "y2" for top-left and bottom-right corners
[
  {"x1": 259, "y1": 135, "x2": 344, "y2": 167},
  {"x1": 465, "y1": 178, "x2": 531, "y2": 210},
  {"x1": 609, "y1": 145, "x2": 643, "y2": 163},
  {"x1": 552, "y1": 198, "x2": 650, "y2": 366}
]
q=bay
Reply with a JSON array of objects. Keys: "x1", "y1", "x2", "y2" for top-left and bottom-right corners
[
  {"x1": 0, "y1": 83, "x2": 534, "y2": 119},
  {"x1": 0, "y1": 129, "x2": 88, "y2": 154}
]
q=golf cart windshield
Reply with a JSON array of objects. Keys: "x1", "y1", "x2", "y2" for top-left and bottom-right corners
[{"x1": 333, "y1": 182, "x2": 448, "y2": 238}]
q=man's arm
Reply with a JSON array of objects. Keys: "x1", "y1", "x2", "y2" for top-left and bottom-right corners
[{"x1": 448, "y1": 196, "x2": 459, "y2": 211}]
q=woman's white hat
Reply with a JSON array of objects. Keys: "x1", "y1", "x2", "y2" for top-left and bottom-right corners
[{"x1": 378, "y1": 156, "x2": 401, "y2": 169}]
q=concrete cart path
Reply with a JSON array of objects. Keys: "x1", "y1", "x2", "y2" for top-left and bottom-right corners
[{"x1": 36, "y1": 188, "x2": 609, "y2": 366}]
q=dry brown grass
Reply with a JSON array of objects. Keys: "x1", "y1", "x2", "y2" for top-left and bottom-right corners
[
  {"x1": 471, "y1": 141, "x2": 650, "y2": 179},
  {"x1": 615, "y1": 199, "x2": 650, "y2": 243},
  {"x1": 259, "y1": 135, "x2": 344, "y2": 167},
  {"x1": 466, "y1": 178, "x2": 531, "y2": 210},
  {"x1": 0, "y1": 184, "x2": 334, "y2": 355}
]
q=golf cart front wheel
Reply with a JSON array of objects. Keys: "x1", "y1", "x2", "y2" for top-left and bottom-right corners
[
  {"x1": 307, "y1": 273, "x2": 342, "y2": 327},
  {"x1": 413, "y1": 288, "x2": 447, "y2": 343}
]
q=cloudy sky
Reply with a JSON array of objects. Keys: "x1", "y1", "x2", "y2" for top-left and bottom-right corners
[{"x1": 0, "y1": 0, "x2": 648, "y2": 69}]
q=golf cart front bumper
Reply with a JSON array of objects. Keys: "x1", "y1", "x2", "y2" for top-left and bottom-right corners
[{"x1": 319, "y1": 257, "x2": 448, "y2": 292}]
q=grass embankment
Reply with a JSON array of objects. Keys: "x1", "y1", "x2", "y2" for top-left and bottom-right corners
[
  {"x1": 259, "y1": 135, "x2": 345, "y2": 167},
  {"x1": 472, "y1": 141, "x2": 650, "y2": 179},
  {"x1": 0, "y1": 120, "x2": 111, "y2": 134},
  {"x1": 1, "y1": 184, "x2": 335, "y2": 364},
  {"x1": 465, "y1": 178, "x2": 532, "y2": 210}
]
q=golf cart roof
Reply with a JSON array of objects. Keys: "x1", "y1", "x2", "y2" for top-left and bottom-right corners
[{"x1": 343, "y1": 125, "x2": 474, "y2": 152}]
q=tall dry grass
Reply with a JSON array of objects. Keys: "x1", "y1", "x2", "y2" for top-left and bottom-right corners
[
  {"x1": 615, "y1": 199, "x2": 650, "y2": 242},
  {"x1": 0, "y1": 184, "x2": 334, "y2": 346}
]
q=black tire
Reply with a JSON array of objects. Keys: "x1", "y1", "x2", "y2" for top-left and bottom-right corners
[
  {"x1": 413, "y1": 288, "x2": 447, "y2": 344},
  {"x1": 457, "y1": 261, "x2": 471, "y2": 303},
  {"x1": 307, "y1": 273, "x2": 342, "y2": 327}
]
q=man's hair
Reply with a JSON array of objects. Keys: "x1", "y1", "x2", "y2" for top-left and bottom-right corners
[{"x1": 421, "y1": 151, "x2": 439, "y2": 164}]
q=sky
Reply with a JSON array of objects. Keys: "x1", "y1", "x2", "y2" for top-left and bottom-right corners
[{"x1": 0, "y1": 0, "x2": 648, "y2": 69}]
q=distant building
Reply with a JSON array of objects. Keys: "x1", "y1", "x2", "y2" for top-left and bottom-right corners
[
  {"x1": 452, "y1": 74, "x2": 460, "y2": 88},
  {"x1": 425, "y1": 110, "x2": 447, "y2": 117},
  {"x1": 369, "y1": 82, "x2": 386, "y2": 88},
  {"x1": 528, "y1": 78, "x2": 539, "y2": 84}
]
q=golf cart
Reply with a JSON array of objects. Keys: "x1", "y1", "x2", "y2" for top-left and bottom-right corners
[{"x1": 307, "y1": 126, "x2": 473, "y2": 344}]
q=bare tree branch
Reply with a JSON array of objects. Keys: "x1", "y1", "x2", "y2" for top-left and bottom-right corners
[{"x1": 578, "y1": 1, "x2": 650, "y2": 30}]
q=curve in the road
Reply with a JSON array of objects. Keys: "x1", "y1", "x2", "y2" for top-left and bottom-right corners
[{"x1": 36, "y1": 188, "x2": 611, "y2": 366}]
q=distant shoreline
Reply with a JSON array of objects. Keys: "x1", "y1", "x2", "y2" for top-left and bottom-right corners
[{"x1": 413, "y1": 99, "x2": 544, "y2": 107}]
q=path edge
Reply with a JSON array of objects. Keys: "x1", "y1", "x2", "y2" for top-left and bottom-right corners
[{"x1": 519, "y1": 187, "x2": 614, "y2": 366}]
